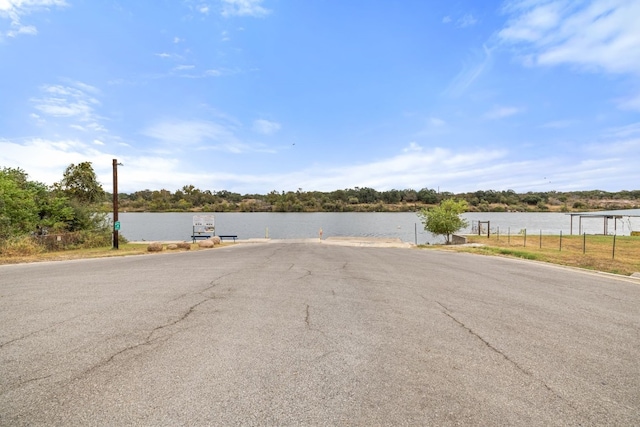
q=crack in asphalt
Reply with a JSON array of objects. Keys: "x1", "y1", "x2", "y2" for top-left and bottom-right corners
[
  {"x1": 298, "y1": 269, "x2": 312, "y2": 280},
  {"x1": 72, "y1": 279, "x2": 227, "y2": 383},
  {"x1": 0, "y1": 374, "x2": 54, "y2": 396},
  {"x1": 0, "y1": 313, "x2": 87, "y2": 349},
  {"x1": 1, "y1": 277, "x2": 227, "y2": 392},
  {"x1": 436, "y1": 301, "x2": 577, "y2": 410},
  {"x1": 76, "y1": 297, "x2": 213, "y2": 381},
  {"x1": 305, "y1": 304, "x2": 311, "y2": 328}
]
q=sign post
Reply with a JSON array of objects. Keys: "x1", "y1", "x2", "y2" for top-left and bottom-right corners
[
  {"x1": 112, "y1": 159, "x2": 120, "y2": 249},
  {"x1": 192, "y1": 215, "x2": 215, "y2": 242}
]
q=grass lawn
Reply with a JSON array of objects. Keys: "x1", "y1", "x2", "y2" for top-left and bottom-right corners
[{"x1": 446, "y1": 234, "x2": 640, "y2": 277}]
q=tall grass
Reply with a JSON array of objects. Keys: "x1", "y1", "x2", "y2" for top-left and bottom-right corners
[
  {"x1": 1, "y1": 230, "x2": 124, "y2": 258},
  {"x1": 0, "y1": 236, "x2": 44, "y2": 257}
]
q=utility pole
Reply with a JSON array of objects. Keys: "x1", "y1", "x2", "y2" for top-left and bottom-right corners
[{"x1": 112, "y1": 159, "x2": 120, "y2": 249}]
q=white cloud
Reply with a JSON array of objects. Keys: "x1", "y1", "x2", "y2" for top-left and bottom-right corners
[
  {"x1": 6, "y1": 23, "x2": 36, "y2": 36},
  {"x1": 31, "y1": 82, "x2": 107, "y2": 132},
  {"x1": 28, "y1": 81, "x2": 110, "y2": 138},
  {"x1": 499, "y1": 0, "x2": 640, "y2": 75},
  {"x1": 617, "y1": 92, "x2": 640, "y2": 111},
  {"x1": 142, "y1": 119, "x2": 232, "y2": 144},
  {"x1": 31, "y1": 83, "x2": 102, "y2": 125},
  {"x1": 483, "y1": 106, "x2": 524, "y2": 120},
  {"x1": 601, "y1": 122, "x2": 640, "y2": 139},
  {"x1": 174, "y1": 64, "x2": 196, "y2": 71},
  {"x1": 221, "y1": 0, "x2": 270, "y2": 18},
  {"x1": 541, "y1": 119, "x2": 577, "y2": 128},
  {"x1": 0, "y1": 137, "x2": 112, "y2": 186},
  {"x1": 154, "y1": 53, "x2": 187, "y2": 64},
  {"x1": 141, "y1": 119, "x2": 259, "y2": 154},
  {"x1": 403, "y1": 142, "x2": 422, "y2": 153},
  {"x1": 457, "y1": 13, "x2": 477, "y2": 28},
  {"x1": 442, "y1": 16, "x2": 452, "y2": 24},
  {"x1": 429, "y1": 117, "x2": 446, "y2": 127},
  {"x1": 445, "y1": 44, "x2": 493, "y2": 97},
  {"x1": 3, "y1": 129, "x2": 639, "y2": 194},
  {"x1": 0, "y1": 0, "x2": 67, "y2": 39},
  {"x1": 252, "y1": 119, "x2": 281, "y2": 135}
]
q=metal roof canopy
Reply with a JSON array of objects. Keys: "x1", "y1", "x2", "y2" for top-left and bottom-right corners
[{"x1": 567, "y1": 212, "x2": 640, "y2": 235}]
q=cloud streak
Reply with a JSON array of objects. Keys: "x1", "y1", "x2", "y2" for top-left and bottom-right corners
[
  {"x1": 0, "y1": 0, "x2": 67, "y2": 39},
  {"x1": 221, "y1": 0, "x2": 270, "y2": 18},
  {"x1": 252, "y1": 119, "x2": 281, "y2": 135},
  {"x1": 445, "y1": 44, "x2": 493, "y2": 97},
  {"x1": 29, "y1": 81, "x2": 109, "y2": 134},
  {"x1": 483, "y1": 106, "x2": 524, "y2": 120},
  {"x1": 499, "y1": 0, "x2": 640, "y2": 75}
]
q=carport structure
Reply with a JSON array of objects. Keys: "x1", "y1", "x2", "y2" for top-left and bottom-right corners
[{"x1": 567, "y1": 212, "x2": 640, "y2": 235}]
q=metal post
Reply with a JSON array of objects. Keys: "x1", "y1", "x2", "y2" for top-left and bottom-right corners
[
  {"x1": 559, "y1": 230, "x2": 562, "y2": 251},
  {"x1": 112, "y1": 159, "x2": 119, "y2": 250},
  {"x1": 583, "y1": 232, "x2": 586, "y2": 254},
  {"x1": 612, "y1": 234, "x2": 616, "y2": 259},
  {"x1": 524, "y1": 229, "x2": 527, "y2": 247},
  {"x1": 539, "y1": 229, "x2": 542, "y2": 249},
  {"x1": 570, "y1": 215, "x2": 573, "y2": 235}
]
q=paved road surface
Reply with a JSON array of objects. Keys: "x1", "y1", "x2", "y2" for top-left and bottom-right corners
[{"x1": 1, "y1": 242, "x2": 639, "y2": 426}]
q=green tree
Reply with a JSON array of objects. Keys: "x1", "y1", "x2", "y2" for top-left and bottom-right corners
[
  {"x1": 54, "y1": 162, "x2": 109, "y2": 232},
  {"x1": 0, "y1": 168, "x2": 40, "y2": 238},
  {"x1": 417, "y1": 199, "x2": 469, "y2": 244},
  {"x1": 58, "y1": 162, "x2": 105, "y2": 204}
]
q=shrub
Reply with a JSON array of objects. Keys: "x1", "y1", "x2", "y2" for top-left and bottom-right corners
[{"x1": 0, "y1": 236, "x2": 44, "y2": 256}]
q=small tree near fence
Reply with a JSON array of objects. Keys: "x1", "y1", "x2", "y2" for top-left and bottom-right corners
[{"x1": 417, "y1": 199, "x2": 469, "y2": 244}]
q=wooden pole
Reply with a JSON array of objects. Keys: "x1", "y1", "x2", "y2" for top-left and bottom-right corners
[{"x1": 112, "y1": 159, "x2": 119, "y2": 250}]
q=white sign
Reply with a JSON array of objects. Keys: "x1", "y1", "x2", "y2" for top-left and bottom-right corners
[{"x1": 193, "y1": 215, "x2": 215, "y2": 227}]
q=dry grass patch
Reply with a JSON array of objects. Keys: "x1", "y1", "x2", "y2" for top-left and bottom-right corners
[
  {"x1": 459, "y1": 234, "x2": 640, "y2": 276},
  {"x1": 0, "y1": 241, "x2": 239, "y2": 265}
]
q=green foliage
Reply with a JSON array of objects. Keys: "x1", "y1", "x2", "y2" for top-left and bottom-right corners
[
  {"x1": 417, "y1": 199, "x2": 469, "y2": 244},
  {"x1": 57, "y1": 162, "x2": 106, "y2": 204},
  {"x1": 0, "y1": 168, "x2": 41, "y2": 239},
  {"x1": 1, "y1": 164, "x2": 110, "y2": 249}
]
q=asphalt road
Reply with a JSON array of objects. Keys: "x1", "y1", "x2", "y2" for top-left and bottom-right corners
[{"x1": 1, "y1": 242, "x2": 639, "y2": 426}]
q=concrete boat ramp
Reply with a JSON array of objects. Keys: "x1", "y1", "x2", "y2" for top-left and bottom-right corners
[{"x1": 132, "y1": 236, "x2": 414, "y2": 248}]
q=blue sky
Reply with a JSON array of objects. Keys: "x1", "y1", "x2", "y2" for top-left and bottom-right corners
[{"x1": 1, "y1": 0, "x2": 639, "y2": 194}]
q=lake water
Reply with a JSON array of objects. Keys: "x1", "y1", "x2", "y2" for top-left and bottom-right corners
[{"x1": 116, "y1": 210, "x2": 640, "y2": 244}]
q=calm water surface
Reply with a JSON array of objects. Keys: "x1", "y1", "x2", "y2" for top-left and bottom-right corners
[{"x1": 116, "y1": 210, "x2": 640, "y2": 244}]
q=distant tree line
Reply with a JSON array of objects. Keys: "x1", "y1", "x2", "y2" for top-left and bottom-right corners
[
  {"x1": 3, "y1": 162, "x2": 639, "y2": 246},
  {"x1": 114, "y1": 186, "x2": 640, "y2": 213}
]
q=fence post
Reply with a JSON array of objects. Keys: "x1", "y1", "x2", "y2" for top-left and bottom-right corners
[
  {"x1": 559, "y1": 230, "x2": 562, "y2": 252},
  {"x1": 508, "y1": 227, "x2": 510, "y2": 245},
  {"x1": 539, "y1": 229, "x2": 542, "y2": 249},
  {"x1": 583, "y1": 232, "x2": 586, "y2": 254},
  {"x1": 524, "y1": 229, "x2": 527, "y2": 247},
  {"x1": 612, "y1": 234, "x2": 616, "y2": 259},
  {"x1": 497, "y1": 226, "x2": 500, "y2": 241}
]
